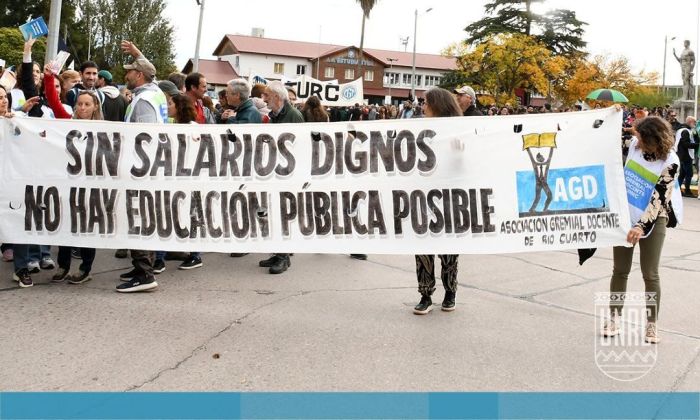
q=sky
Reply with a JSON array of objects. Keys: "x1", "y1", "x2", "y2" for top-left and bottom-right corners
[{"x1": 164, "y1": 0, "x2": 700, "y2": 86}]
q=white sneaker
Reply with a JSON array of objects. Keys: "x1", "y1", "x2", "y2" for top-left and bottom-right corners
[
  {"x1": 40, "y1": 256, "x2": 56, "y2": 270},
  {"x1": 645, "y1": 322, "x2": 661, "y2": 344},
  {"x1": 602, "y1": 318, "x2": 620, "y2": 337},
  {"x1": 27, "y1": 260, "x2": 40, "y2": 274}
]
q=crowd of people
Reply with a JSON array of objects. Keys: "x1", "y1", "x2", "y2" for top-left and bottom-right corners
[{"x1": 0, "y1": 38, "x2": 691, "y2": 340}]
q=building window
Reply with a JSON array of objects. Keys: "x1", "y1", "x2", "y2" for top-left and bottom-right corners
[
  {"x1": 345, "y1": 69, "x2": 355, "y2": 80},
  {"x1": 385, "y1": 72, "x2": 400, "y2": 85},
  {"x1": 296, "y1": 64, "x2": 306, "y2": 75},
  {"x1": 364, "y1": 70, "x2": 374, "y2": 82},
  {"x1": 273, "y1": 63, "x2": 284, "y2": 74},
  {"x1": 402, "y1": 73, "x2": 412, "y2": 85},
  {"x1": 235, "y1": 56, "x2": 240, "y2": 68},
  {"x1": 414, "y1": 75, "x2": 422, "y2": 87},
  {"x1": 324, "y1": 67, "x2": 335, "y2": 78},
  {"x1": 425, "y1": 75, "x2": 441, "y2": 86}
]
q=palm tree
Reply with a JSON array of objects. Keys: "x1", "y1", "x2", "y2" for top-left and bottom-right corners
[{"x1": 356, "y1": 0, "x2": 378, "y2": 81}]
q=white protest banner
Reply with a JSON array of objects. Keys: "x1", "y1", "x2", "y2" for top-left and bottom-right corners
[
  {"x1": 284, "y1": 75, "x2": 364, "y2": 107},
  {"x1": 248, "y1": 73, "x2": 269, "y2": 86},
  {"x1": 0, "y1": 109, "x2": 629, "y2": 254}
]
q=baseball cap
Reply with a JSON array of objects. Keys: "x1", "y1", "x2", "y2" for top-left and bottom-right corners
[
  {"x1": 123, "y1": 57, "x2": 157, "y2": 78},
  {"x1": 98, "y1": 70, "x2": 112, "y2": 82},
  {"x1": 454, "y1": 85, "x2": 476, "y2": 101},
  {"x1": 158, "y1": 80, "x2": 180, "y2": 97}
]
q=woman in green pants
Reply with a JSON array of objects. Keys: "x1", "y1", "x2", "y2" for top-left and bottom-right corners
[{"x1": 603, "y1": 116, "x2": 681, "y2": 343}]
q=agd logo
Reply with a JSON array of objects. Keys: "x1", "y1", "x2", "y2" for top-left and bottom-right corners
[
  {"x1": 516, "y1": 132, "x2": 609, "y2": 217},
  {"x1": 594, "y1": 292, "x2": 658, "y2": 381}
]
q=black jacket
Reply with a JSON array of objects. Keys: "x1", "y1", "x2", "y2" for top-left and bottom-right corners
[
  {"x1": 677, "y1": 125, "x2": 699, "y2": 163},
  {"x1": 463, "y1": 105, "x2": 482, "y2": 117}
]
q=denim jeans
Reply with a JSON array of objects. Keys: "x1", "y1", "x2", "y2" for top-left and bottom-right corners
[
  {"x1": 57, "y1": 246, "x2": 95, "y2": 273},
  {"x1": 28, "y1": 245, "x2": 51, "y2": 262},
  {"x1": 12, "y1": 244, "x2": 32, "y2": 272}
]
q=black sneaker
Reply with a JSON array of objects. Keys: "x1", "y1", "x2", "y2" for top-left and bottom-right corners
[
  {"x1": 153, "y1": 259, "x2": 166, "y2": 274},
  {"x1": 114, "y1": 249, "x2": 128, "y2": 259},
  {"x1": 259, "y1": 255, "x2": 281, "y2": 268},
  {"x1": 51, "y1": 268, "x2": 70, "y2": 283},
  {"x1": 350, "y1": 254, "x2": 368, "y2": 260},
  {"x1": 13, "y1": 269, "x2": 33, "y2": 288},
  {"x1": 413, "y1": 295, "x2": 432, "y2": 315},
  {"x1": 119, "y1": 268, "x2": 142, "y2": 280},
  {"x1": 116, "y1": 276, "x2": 158, "y2": 293},
  {"x1": 68, "y1": 270, "x2": 92, "y2": 284},
  {"x1": 259, "y1": 255, "x2": 292, "y2": 268},
  {"x1": 441, "y1": 291, "x2": 456, "y2": 312},
  {"x1": 269, "y1": 255, "x2": 290, "y2": 274},
  {"x1": 230, "y1": 253, "x2": 249, "y2": 257},
  {"x1": 179, "y1": 256, "x2": 203, "y2": 270},
  {"x1": 71, "y1": 249, "x2": 82, "y2": 259}
]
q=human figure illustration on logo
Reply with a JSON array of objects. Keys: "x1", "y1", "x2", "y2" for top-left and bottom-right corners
[{"x1": 522, "y1": 132, "x2": 557, "y2": 213}]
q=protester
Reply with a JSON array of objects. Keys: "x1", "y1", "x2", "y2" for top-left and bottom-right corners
[
  {"x1": 58, "y1": 70, "x2": 80, "y2": 103},
  {"x1": 412, "y1": 87, "x2": 463, "y2": 315},
  {"x1": 676, "y1": 116, "x2": 698, "y2": 197},
  {"x1": 43, "y1": 65, "x2": 100, "y2": 284},
  {"x1": 116, "y1": 40, "x2": 168, "y2": 292},
  {"x1": 602, "y1": 116, "x2": 681, "y2": 343},
  {"x1": 250, "y1": 97, "x2": 271, "y2": 123},
  {"x1": 97, "y1": 70, "x2": 128, "y2": 122},
  {"x1": 258, "y1": 81, "x2": 303, "y2": 274},
  {"x1": 66, "y1": 60, "x2": 103, "y2": 108},
  {"x1": 185, "y1": 72, "x2": 215, "y2": 124},
  {"x1": 301, "y1": 95, "x2": 329, "y2": 122},
  {"x1": 453, "y1": 86, "x2": 482, "y2": 116},
  {"x1": 168, "y1": 72, "x2": 187, "y2": 94},
  {"x1": 150, "y1": 80, "x2": 203, "y2": 273},
  {"x1": 224, "y1": 78, "x2": 262, "y2": 124}
]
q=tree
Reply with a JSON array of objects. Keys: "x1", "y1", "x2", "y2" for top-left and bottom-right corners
[
  {"x1": 0, "y1": 28, "x2": 46, "y2": 69},
  {"x1": 74, "y1": 0, "x2": 176, "y2": 81},
  {"x1": 0, "y1": 0, "x2": 84, "y2": 63},
  {"x1": 465, "y1": 0, "x2": 586, "y2": 57},
  {"x1": 355, "y1": 0, "x2": 378, "y2": 80},
  {"x1": 446, "y1": 34, "x2": 565, "y2": 104},
  {"x1": 553, "y1": 54, "x2": 659, "y2": 106}
]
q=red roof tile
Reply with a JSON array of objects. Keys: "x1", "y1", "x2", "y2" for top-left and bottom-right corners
[
  {"x1": 213, "y1": 34, "x2": 456, "y2": 71},
  {"x1": 182, "y1": 59, "x2": 238, "y2": 85}
]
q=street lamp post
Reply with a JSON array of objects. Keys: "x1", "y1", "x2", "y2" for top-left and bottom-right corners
[
  {"x1": 662, "y1": 35, "x2": 676, "y2": 94},
  {"x1": 386, "y1": 57, "x2": 397, "y2": 105},
  {"x1": 411, "y1": 7, "x2": 432, "y2": 102},
  {"x1": 193, "y1": 0, "x2": 206, "y2": 73},
  {"x1": 44, "y1": 0, "x2": 62, "y2": 64}
]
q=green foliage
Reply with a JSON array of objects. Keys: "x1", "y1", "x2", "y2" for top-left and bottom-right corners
[
  {"x1": 0, "y1": 28, "x2": 46, "y2": 68},
  {"x1": 465, "y1": 0, "x2": 586, "y2": 57},
  {"x1": 627, "y1": 89, "x2": 674, "y2": 109},
  {"x1": 75, "y1": 0, "x2": 176, "y2": 82}
]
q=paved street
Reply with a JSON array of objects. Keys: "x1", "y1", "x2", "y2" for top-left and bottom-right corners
[{"x1": 0, "y1": 198, "x2": 698, "y2": 393}]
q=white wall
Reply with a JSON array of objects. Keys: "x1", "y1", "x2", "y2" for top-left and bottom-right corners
[
  {"x1": 220, "y1": 53, "x2": 314, "y2": 80},
  {"x1": 383, "y1": 66, "x2": 445, "y2": 91}
]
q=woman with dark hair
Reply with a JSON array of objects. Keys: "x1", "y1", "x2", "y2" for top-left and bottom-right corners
[
  {"x1": 301, "y1": 96, "x2": 329, "y2": 122},
  {"x1": 170, "y1": 94, "x2": 197, "y2": 124},
  {"x1": 413, "y1": 87, "x2": 462, "y2": 315},
  {"x1": 602, "y1": 116, "x2": 681, "y2": 343}
]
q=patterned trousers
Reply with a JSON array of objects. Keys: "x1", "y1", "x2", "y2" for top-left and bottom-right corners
[{"x1": 415, "y1": 254, "x2": 459, "y2": 296}]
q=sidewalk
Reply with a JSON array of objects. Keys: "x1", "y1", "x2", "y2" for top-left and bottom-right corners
[{"x1": 0, "y1": 198, "x2": 698, "y2": 392}]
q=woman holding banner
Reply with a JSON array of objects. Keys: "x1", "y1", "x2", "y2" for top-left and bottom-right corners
[
  {"x1": 603, "y1": 116, "x2": 681, "y2": 343},
  {"x1": 43, "y1": 66, "x2": 100, "y2": 285},
  {"x1": 413, "y1": 88, "x2": 463, "y2": 315}
]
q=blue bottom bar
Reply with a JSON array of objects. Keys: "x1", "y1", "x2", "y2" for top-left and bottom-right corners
[{"x1": 0, "y1": 392, "x2": 698, "y2": 419}]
